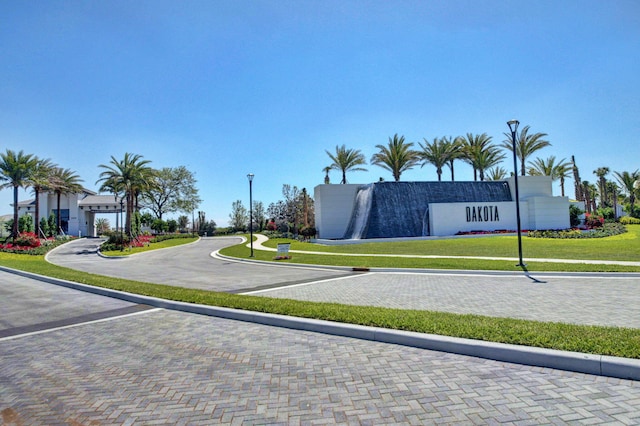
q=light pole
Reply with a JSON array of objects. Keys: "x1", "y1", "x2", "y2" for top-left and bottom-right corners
[
  {"x1": 247, "y1": 173, "x2": 254, "y2": 257},
  {"x1": 119, "y1": 197, "x2": 124, "y2": 252},
  {"x1": 507, "y1": 119, "x2": 525, "y2": 268}
]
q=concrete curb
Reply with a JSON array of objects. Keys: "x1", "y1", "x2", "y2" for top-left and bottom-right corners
[{"x1": 2, "y1": 265, "x2": 639, "y2": 381}]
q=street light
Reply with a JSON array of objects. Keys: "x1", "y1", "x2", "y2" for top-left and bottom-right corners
[
  {"x1": 119, "y1": 197, "x2": 124, "y2": 252},
  {"x1": 247, "y1": 173, "x2": 254, "y2": 257},
  {"x1": 507, "y1": 119, "x2": 526, "y2": 268}
]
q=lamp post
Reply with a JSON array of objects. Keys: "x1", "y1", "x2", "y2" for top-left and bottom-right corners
[
  {"x1": 247, "y1": 173, "x2": 254, "y2": 257},
  {"x1": 119, "y1": 197, "x2": 124, "y2": 252},
  {"x1": 507, "y1": 119, "x2": 525, "y2": 268}
]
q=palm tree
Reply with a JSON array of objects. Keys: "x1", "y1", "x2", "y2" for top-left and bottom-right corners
[
  {"x1": 460, "y1": 133, "x2": 493, "y2": 181},
  {"x1": 97, "y1": 153, "x2": 154, "y2": 236},
  {"x1": 527, "y1": 156, "x2": 572, "y2": 196},
  {"x1": 593, "y1": 167, "x2": 610, "y2": 208},
  {"x1": 418, "y1": 137, "x2": 459, "y2": 181},
  {"x1": 28, "y1": 158, "x2": 56, "y2": 238},
  {"x1": 370, "y1": 134, "x2": 419, "y2": 182},
  {"x1": 325, "y1": 145, "x2": 367, "y2": 184},
  {"x1": 322, "y1": 166, "x2": 331, "y2": 184},
  {"x1": 614, "y1": 170, "x2": 640, "y2": 216},
  {"x1": 472, "y1": 146, "x2": 505, "y2": 181},
  {"x1": 486, "y1": 166, "x2": 509, "y2": 181},
  {"x1": 444, "y1": 136, "x2": 464, "y2": 181},
  {"x1": 0, "y1": 149, "x2": 39, "y2": 240},
  {"x1": 501, "y1": 125, "x2": 551, "y2": 176},
  {"x1": 49, "y1": 167, "x2": 84, "y2": 235}
]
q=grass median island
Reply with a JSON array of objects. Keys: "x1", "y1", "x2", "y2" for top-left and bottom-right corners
[
  {"x1": 100, "y1": 235, "x2": 199, "y2": 256},
  {"x1": 0, "y1": 251, "x2": 639, "y2": 359},
  {"x1": 228, "y1": 224, "x2": 640, "y2": 272}
]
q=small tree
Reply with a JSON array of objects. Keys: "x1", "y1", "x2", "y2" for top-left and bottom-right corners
[
  {"x1": 167, "y1": 219, "x2": 178, "y2": 233},
  {"x1": 39, "y1": 217, "x2": 50, "y2": 238},
  {"x1": 151, "y1": 218, "x2": 168, "y2": 234},
  {"x1": 95, "y1": 218, "x2": 110, "y2": 235},
  {"x1": 47, "y1": 213, "x2": 57, "y2": 237},
  {"x1": 18, "y1": 214, "x2": 34, "y2": 233},
  {"x1": 229, "y1": 200, "x2": 248, "y2": 232},
  {"x1": 178, "y1": 215, "x2": 189, "y2": 231}
]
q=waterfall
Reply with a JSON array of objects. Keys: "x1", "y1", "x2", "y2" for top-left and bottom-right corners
[{"x1": 343, "y1": 184, "x2": 374, "y2": 239}]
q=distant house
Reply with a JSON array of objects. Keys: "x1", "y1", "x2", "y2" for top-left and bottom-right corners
[{"x1": 17, "y1": 189, "x2": 125, "y2": 237}]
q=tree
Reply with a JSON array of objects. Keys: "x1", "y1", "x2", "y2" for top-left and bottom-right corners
[
  {"x1": 322, "y1": 166, "x2": 331, "y2": 184},
  {"x1": 528, "y1": 156, "x2": 572, "y2": 196},
  {"x1": 418, "y1": 137, "x2": 458, "y2": 181},
  {"x1": 97, "y1": 153, "x2": 154, "y2": 237},
  {"x1": 370, "y1": 134, "x2": 419, "y2": 182},
  {"x1": 95, "y1": 218, "x2": 110, "y2": 235},
  {"x1": 0, "y1": 149, "x2": 39, "y2": 241},
  {"x1": 325, "y1": 145, "x2": 367, "y2": 184},
  {"x1": 178, "y1": 215, "x2": 189, "y2": 232},
  {"x1": 460, "y1": 133, "x2": 493, "y2": 181},
  {"x1": 229, "y1": 200, "x2": 248, "y2": 231},
  {"x1": 48, "y1": 167, "x2": 83, "y2": 235},
  {"x1": 27, "y1": 158, "x2": 56, "y2": 238},
  {"x1": 593, "y1": 167, "x2": 610, "y2": 208},
  {"x1": 252, "y1": 201, "x2": 266, "y2": 231},
  {"x1": 501, "y1": 125, "x2": 551, "y2": 176},
  {"x1": 141, "y1": 166, "x2": 200, "y2": 220},
  {"x1": 486, "y1": 166, "x2": 509, "y2": 181},
  {"x1": 614, "y1": 170, "x2": 640, "y2": 217}
]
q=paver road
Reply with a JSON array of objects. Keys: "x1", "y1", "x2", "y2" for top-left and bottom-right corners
[
  {"x1": 1, "y1": 278, "x2": 640, "y2": 425},
  {"x1": 46, "y1": 237, "x2": 355, "y2": 293}
]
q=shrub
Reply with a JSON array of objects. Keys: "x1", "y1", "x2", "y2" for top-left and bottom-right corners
[
  {"x1": 569, "y1": 205, "x2": 583, "y2": 227},
  {"x1": 528, "y1": 223, "x2": 626, "y2": 239},
  {"x1": 14, "y1": 232, "x2": 41, "y2": 247},
  {"x1": 584, "y1": 213, "x2": 604, "y2": 229},
  {"x1": 620, "y1": 216, "x2": 640, "y2": 225}
]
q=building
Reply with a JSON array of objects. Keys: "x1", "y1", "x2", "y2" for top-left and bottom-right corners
[
  {"x1": 17, "y1": 189, "x2": 125, "y2": 237},
  {"x1": 314, "y1": 176, "x2": 569, "y2": 240}
]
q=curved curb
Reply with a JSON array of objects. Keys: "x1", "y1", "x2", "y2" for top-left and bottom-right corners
[{"x1": 1, "y1": 265, "x2": 638, "y2": 382}]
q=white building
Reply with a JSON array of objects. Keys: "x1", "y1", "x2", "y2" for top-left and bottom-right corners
[
  {"x1": 315, "y1": 176, "x2": 569, "y2": 240},
  {"x1": 17, "y1": 189, "x2": 125, "y2": 237}
]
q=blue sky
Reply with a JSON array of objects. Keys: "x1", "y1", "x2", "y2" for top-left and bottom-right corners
[{"x1": 1, "y1": 1, "x2": 638, "y2": 226}]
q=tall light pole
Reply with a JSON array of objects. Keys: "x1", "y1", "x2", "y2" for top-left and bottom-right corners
[
  {"x1": 507, "y1": 119, "x2": 525, "y2": 268},
  {"x1": 247, "y1": 173, "x2": 254, "y2": 257}
]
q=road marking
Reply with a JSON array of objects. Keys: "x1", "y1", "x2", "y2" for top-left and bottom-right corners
[{"x1": 0, "y1": 306, "x2": 162, "y2": 342}]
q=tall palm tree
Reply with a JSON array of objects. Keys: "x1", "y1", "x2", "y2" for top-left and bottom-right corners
[
  {"x1": 501, "y1": 125, "x2": 551, "y2": 176},
  {"x1": 593, "y1": 167, "x2": 610, "y2": 208},
  {"x1": 28, "y1": 158, "x2": 57, "y2": 238},
  {"x1": 370, "y1": 134, "x2": 419, "y2": 182},
  {"x1": 49, "y1": 167, "x2": 84, "y2": 235},
  {"x1": 614, "y1": 170, "x2": 640, "y2": 217},
  {"x1": 418, "y1": 137, "x2": 459, "y2": 181},
  {"x1": 97, "y1": 153, "x2": 154, "y2": 236},
  {"x1": 325, "y1": 145, "x2": 367, "y2": 184},
  {"x1": 460, "y1": 133, "x2": 493, "y2": 181},
  {"x1": 444, "y1": 136, "x2": 464, "y2": 181},
  {"x1": 527, "y1": 156, "x2": 572, "y2": 196},
  {"x1": 0, "y1": 149, "x2": 39, "y2": 240}
]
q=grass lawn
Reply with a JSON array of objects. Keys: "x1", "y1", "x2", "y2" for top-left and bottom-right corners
[
  {"x1": 222, "y1": 225, "x2": 640, "y2": 272},
  {"x1": 1, "y1": 230, "x2": 638, "y2": 359},
  {"x1": 100, "y1": 236, "x2": 199, "y2": 256}
]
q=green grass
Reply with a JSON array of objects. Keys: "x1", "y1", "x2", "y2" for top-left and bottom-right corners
[
  {"x1": 222, "y1": 226, "x2": 640, "y2": 272},
  {"x1": 100, "y1": 236, "x2": 199, "y2": 256},
  {"x1": 0, "y1": 251, "x2": 639, "y2": 358}
]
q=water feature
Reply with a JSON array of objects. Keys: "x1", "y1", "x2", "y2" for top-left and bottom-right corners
[{"x1": 343, "y1": 181, "x2": 512, "y2": 239}]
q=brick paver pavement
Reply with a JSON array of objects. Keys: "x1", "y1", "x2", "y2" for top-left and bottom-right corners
[
  {"x1": 245, "y1": 272, "x2": 640, "y2": 328},
  {"x1": 2, "y1": 308, "x2": 640, "y2": 425}
]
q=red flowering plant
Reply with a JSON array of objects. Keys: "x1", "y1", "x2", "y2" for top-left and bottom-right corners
[{"x1": 584, "y1": 213, "x2": 605, "y2": 229}]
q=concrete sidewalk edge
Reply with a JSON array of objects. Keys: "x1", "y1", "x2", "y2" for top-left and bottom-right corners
[{"x1": 2, "y1": 265, "x2": 639, "y2": 382}]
